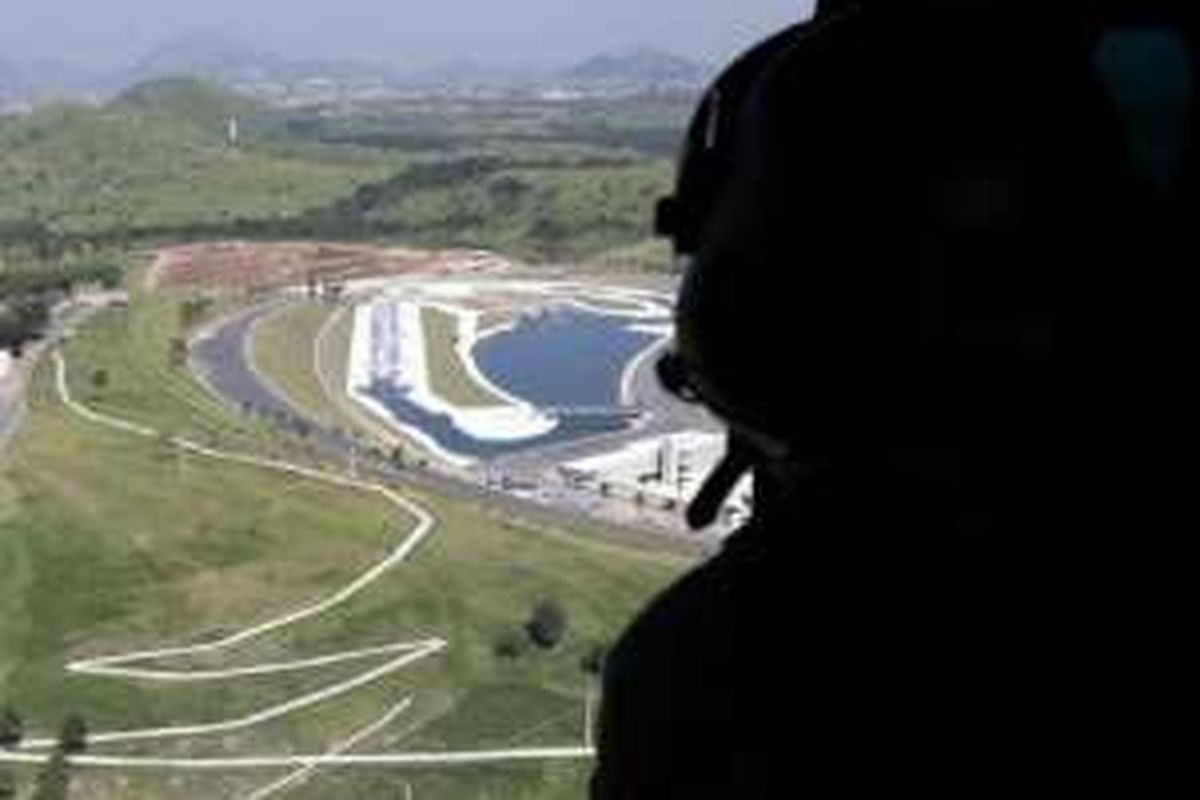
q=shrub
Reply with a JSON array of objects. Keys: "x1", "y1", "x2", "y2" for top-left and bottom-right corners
[
  {"x1": 0, "y1": 768, "x2": 16, "y2": 798},
  {"x1": 525, "y1": 600, "x2": 568, "y2": 650},
  {"x1": 31, "y1": 749, "x2": 69, "y2": 800},
  {"x1": 0, "y1": 707, "x2": 21, "y2": 749},
  {"x1": 59, "y1": 714, "x2": 87, "y2": 755},
  {"x1": 493, "y1": 629, "x2": 529, "y2": 660},
  {"x1": 580, "y1": 643, "x2": 609, "y2": 676}
]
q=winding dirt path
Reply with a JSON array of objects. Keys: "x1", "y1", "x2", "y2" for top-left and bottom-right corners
[{"x1": 0, "y1": 350, "x2": 592, "y2": 793}]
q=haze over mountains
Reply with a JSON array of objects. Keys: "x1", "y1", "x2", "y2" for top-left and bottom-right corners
[
  {"x1": 1, "y1": 33, "x2": 714, "y2": 107},
  {"x1": 0, "y1": 58, "x2": 95, "y2": 102}
]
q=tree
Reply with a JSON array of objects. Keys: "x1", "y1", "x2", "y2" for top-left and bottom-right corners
[
  {"x1": 31, "y1": 749, "x2": 69, "y2": 800},
  {"x1": 59, "y1": 714, "x2": 87, "y2": 755},
  {"x1": 167, "y1": 337, "x2": 188, "y2": 369},
  {"x1": 525, "y1": 600, "x2": 568, "y2": 650},
  {"x1": 580, "y1": 643, "x2": 609, "y2": 676},
  {"x1": 179, "y1": 296, "x2": 214, "y2": 330},
  {"x1": 529, "y1": 215, "x2": 568, "y2": 246},
  {"x1": 0, "y1": 297, "x2": 50, "y2": 352},
  {"x1": 0, "y1": 707, "x2": 22, "y2": 749},
  {"x1": 89, "y1": 368, "x2": 109, "y2": 392},
  {"x1": 389, "y1": 445, "x2": 406, "y2": 469},
  {"x1": 493, "y1": 629, "x2": 529, "y2": 661},
  {"x1": 0, "y1": 768, "x2": 16, "y2": 799}
]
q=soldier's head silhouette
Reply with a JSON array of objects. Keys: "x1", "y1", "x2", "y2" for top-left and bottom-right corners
[{"x1": 591, "y1": 0, "x2": 1172, "y2": 795}]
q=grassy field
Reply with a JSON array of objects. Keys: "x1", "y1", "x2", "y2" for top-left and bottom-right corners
[
  {"x1": 0, "y1": 357, "x2": 404, "y2": 719},
  {"x1": 422, "y1": 307, "x2": 505, "y2": 409},
  {"x1": 0, "y1": 272, "x2": 690, "y2": 798},
  {"x1": 60, "y1": 283, "x2": 291, "y2": 462},
  {"x1": 249, "y1": 300, "x2": 341, "y2": 424}
]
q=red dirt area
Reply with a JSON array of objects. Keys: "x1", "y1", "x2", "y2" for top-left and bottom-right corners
[{"x1": 152, "y1": 242, "x2": 510, "y2": 290}]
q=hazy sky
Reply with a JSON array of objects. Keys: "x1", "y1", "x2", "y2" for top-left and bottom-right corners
[{"x1": 1, "y1": 0, "x2": 814, "y2": 70}]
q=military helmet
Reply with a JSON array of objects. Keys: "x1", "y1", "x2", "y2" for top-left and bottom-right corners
[{"x1": 656, "y1": 1, "x2": 1155, "y2": 461}]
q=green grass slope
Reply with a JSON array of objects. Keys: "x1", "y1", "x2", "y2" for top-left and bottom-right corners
[
  {"x1": 0, "y1": 270, "x2": 689, "y2": 799},
  {"x1": 0, "y1": 82, "x2": 395, "y2": 236}
]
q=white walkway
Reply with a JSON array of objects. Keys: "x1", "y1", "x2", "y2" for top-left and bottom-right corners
[{"x1": 0, "y1": 351, "x2": 593, "y2": 794}]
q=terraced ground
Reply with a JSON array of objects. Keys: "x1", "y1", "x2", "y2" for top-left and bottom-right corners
[{"x1": 0, "y1": 268, "x2": 689, "y2": 799}]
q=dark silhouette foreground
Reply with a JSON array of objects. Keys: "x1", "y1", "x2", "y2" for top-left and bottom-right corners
[{"x1": 593, "y1": 2, "x2": 1176, "y2": 796}]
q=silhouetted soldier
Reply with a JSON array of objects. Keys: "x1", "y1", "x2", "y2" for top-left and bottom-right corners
[{"x1": 593, "y1": 1, "x2": 1181, "y2": 796}]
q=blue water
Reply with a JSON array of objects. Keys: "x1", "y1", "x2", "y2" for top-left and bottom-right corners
[
  {"x1": 368, "y1": 306, "x2": 662, "y2": 461},
  {"x1": 474, "y1": 307, "x2": 659, "y2": 409},
  {"x1": 367, "y1": 382, "x2": 633, "y2": 460}
]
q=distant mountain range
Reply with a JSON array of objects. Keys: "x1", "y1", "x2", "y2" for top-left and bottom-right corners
[
  {"x1": 563, "y1": 46, "x2": 712, "y2": 86},
  {"x1": 1, "y1": 34, "x2": 713, "y2": 106},
  {"x1": 0, "y1": 57, "x2": 97, "y2": 103},
  {"x1": 121, "y1": 34, "x2": 403, "y2": 88},
  {"x1": 0, "y1": 59, "x2": 19, "y2": 99}
]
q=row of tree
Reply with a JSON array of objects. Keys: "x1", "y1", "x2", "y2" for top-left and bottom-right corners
[
  {"x1": 0, "y1": 296, "x2": 49, "y2": 355},
  {"x1": 0, "y1": 258, "x2": 123, "y2": 355},
  {"x1": 0, "y1": 145, "x2": 656, "y2": 268},
  {"x1": 0, "y1": 261, "x2": 122, "y2": 298}
]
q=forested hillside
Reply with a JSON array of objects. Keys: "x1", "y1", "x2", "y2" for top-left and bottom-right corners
[{"x1": 0, "y1": 79, "x2": 683, "y2": 268}]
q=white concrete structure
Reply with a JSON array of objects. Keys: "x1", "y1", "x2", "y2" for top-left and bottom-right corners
[
  {"x1": 563, "y1": 431, "x2": 754, "y2": 528},
  {"x1": 345, "y1": 279, "x2": 673, "y2": 466},
  {"x1": 0, "y1": 350, "x2": 12, "y2": 381},
  {"x1": 347, "y1": 298, "x2": 556, "y2": 467}
]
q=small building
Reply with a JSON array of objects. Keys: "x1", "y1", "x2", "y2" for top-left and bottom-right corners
[{"x1": 563, "y1": 431, "x2": 753, "y2": 530}]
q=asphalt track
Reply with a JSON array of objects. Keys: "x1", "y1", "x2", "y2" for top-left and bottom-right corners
[{"x1": 0, "y1": 368, "x2": 21, "y2": 450}]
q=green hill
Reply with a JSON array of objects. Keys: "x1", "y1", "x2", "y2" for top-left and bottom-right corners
[
  {"x1": 0, "y1": 82, "x2": 681, "y2": 269},
  {"x1": 112, "y1": 76, "x2": 259, "y2": 134},
  {"x1": 0, "y1": 86, "x2": 395, "y2": 238}
]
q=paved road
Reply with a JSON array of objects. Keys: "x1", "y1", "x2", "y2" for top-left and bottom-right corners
[
  {"x1": 0, "y1": 363, "x2": 22, "y2": 449},
  {"x1": 191, "y1": 303, "x2": 360, "y2": 457},
  {"x1": 189, "y1": 301, "x2": 714, "y2": 555}
]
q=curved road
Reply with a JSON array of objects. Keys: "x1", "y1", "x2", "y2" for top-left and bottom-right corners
[{"x1": 0, "y1": 366, "x2": 22, "y2": 449}]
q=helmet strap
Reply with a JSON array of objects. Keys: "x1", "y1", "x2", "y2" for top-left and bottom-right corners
[{"x1": 685, "y1": 434, "x2": 756, "y2": 531}]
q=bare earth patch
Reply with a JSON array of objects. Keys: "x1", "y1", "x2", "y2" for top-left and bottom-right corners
[{"x1": 152, "y1": 242, "x2": 513, "y2": 290}]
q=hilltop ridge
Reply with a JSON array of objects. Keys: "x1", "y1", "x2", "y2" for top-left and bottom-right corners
[{"x1": 2, "y1": 36, "x2": 711, "y2": 109}]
